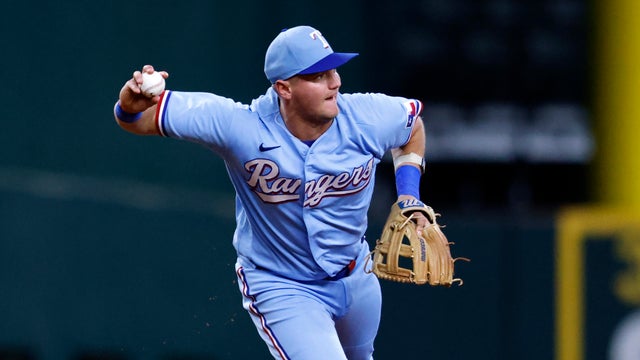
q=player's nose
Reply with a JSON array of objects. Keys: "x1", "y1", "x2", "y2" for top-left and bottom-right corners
[{"x1": 328, "y1": 70, "x2": 341, "y2": 89}]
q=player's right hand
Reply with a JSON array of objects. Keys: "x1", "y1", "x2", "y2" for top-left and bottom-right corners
[{"x1": 118, "y1": 65, "x2": 169, "y2": 114}]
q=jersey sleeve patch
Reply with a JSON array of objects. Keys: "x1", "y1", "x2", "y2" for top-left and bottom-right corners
[{"x1": 403, "y1": 99, "x2": 423, "y2": 128}]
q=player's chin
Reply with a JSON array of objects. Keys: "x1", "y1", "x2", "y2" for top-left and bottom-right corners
[
  {"x1": 322, "y1": 101, "x2": 339, "y2": 117},
  {"x1": 324, "y1": 108, "x2": 339, "y2": 119}
]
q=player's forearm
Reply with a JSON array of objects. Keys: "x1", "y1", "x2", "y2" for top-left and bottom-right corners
[{"x1": 115, "y1": 105, "x2": 160, "y2": 135}]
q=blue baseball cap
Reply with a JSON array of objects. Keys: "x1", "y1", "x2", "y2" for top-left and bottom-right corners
[{"x1": 264, "y1": 26, "x2": 359, "y2": 83}]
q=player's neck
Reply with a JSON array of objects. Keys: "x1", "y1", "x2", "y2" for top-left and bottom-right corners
[{"x1": 279, "y1": 105, "x2": 333, "y2": 142}]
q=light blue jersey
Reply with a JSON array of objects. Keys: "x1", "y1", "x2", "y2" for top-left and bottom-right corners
[{"x1": 155, "y1": 87, "x2": 421, "y2": 281}]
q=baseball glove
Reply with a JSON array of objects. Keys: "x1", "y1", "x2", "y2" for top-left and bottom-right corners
[{"x1": 367, "y1": 199, "x2": 469, "y2": 286}]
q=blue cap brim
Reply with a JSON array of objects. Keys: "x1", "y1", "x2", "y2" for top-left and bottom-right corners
[{"x1": 298, "y1": 52, "x2": 359, "y2": 75}]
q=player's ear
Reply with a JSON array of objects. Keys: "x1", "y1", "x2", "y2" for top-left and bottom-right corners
[{"x1": 273, "y1": 80, "x2": 292, "y2": 99}]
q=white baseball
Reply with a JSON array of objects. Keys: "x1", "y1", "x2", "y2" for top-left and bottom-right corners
[{"x1": 140, "y1": 71, "x2": 165, "y2": 97}]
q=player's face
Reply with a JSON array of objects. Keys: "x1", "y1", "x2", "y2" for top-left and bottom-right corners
[{"x1": 289, "y1": 69, "x2": 341, "y2": 123}]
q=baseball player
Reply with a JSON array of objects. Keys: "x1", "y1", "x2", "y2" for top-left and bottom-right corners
[{"x1": 114, "y1": 25, "x2": 427, "y2": 360}]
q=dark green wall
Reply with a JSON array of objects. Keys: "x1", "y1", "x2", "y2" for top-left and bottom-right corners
[{"x1": 0, "y1": 1, "x2": 560, "y2": 359}]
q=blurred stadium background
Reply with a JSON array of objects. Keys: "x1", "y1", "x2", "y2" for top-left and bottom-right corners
[{"x1": 1, "y1": 0, "x2": 639, "y2": 359}]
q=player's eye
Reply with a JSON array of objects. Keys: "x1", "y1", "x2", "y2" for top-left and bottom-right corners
[
  {"x1": 314, "y1": 72, "x2": 326, "y2": 80},
  {"x1": 298, "y1": 69, "x2": 338, "y2": 83}
]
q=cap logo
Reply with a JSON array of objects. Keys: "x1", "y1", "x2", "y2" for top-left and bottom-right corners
[{"x1": 309, "y1": 30, "x2": 330, "y2": 49}]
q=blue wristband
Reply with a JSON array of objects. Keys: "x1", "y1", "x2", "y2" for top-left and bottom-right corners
[
  {"x1": 114, "y1": 102, "x2": 142, "y2": 123},
  {"x1": 395, "y1": 165, "x2": 421, "y2": 198}
]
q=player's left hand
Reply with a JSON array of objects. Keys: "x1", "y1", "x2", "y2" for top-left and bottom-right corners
[{"x1": 396, "y1": 195, "x2": 428, "y2": 237}]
